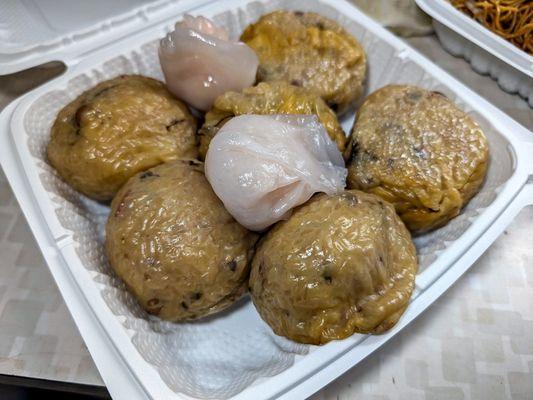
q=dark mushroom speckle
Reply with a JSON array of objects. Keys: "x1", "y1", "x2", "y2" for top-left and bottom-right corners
[
  {"x1": 166, "y1": 118, "x2": 185, "y2": 131},
  {"x1": 431, "y1": 91, "x2": 447, "y2": 98},
  {"x1": 406, "y1": 91, "x2": 423, "y2": 102},
  {"x1": 227, "y1": 260, "x2": 237, "y2": 272},
  {"x1": 191, "y1": 292, "x2": 203, "y2": 301},
  {"x1": 140, "y1": 170, "x2": 160, "y2": 180},
  {"x1": 147, "y1": 298, "x2": 160, "y2": 307}
]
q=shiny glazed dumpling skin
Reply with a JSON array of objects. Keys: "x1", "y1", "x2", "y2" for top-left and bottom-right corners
[
  {"x1": 205, "y1": 115, "x2": 347, "y2": 231},
  {"x1": 198, "y1": 81, "x2": 346, "y2": 159},
  {"x1": 159, "y1": 14, "x2": 258, "y2": 111},
  {"x1": 240, "y1": 10, "x2": 366, "y2": 114},
  {"x1": 47, "y1": 75, "x2": 197, "y2": 201},
  {"x1": 106, "y1": 161, "x2": 258, "y2": 321},
  {"x1": 345, "y1": 85, "x2": 489, "y2": 233},
  {"x1": 249, "y1": 190, "x2": 418, "y2": 345}
]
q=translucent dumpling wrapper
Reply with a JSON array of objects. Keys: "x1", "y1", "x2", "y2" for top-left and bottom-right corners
[
  {"x1": 205, "y1": 114, "x2": 347, "y2": 231},
  {"x1": 158, "y1": 14, "x2": 259, "y2": 111}
]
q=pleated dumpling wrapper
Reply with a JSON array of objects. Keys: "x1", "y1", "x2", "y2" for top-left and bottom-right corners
[
  {"x1": 205, "y1": 114, "x2": 347, "y2": 231},
  {"x1": 159, "y1": 14, "x2": 259, "y2": 111}
]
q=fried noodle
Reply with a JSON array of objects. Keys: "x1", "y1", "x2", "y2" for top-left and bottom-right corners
[{"x1": 449, "y1": 0, "x2": 533, "y2": 55}]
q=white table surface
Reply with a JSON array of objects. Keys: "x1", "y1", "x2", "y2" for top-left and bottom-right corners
[{"x1": 0, "y1": 33, "x2": 531, "y2": 399}]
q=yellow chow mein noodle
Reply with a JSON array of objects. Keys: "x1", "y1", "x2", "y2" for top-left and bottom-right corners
[{"x1": 449, "y1": 0, "x2": 532, "y2": 55}]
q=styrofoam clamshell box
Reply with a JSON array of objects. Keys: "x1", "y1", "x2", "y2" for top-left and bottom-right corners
[
  {"x1": 1, "y1": 0, "x2": 533, "y2": 399},
  {"x1": 415, "y1": 0, "x2": 533, "y2": 107}
]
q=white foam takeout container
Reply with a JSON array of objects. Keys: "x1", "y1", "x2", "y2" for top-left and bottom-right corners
[
  {"x1": 1, "y1": 0, "x2": 533, "y2": 399},
  {"x1": 415, "y1": 0, "x2": 533, "y2": 107}
]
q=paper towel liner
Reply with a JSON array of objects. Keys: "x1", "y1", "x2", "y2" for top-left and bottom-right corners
[{"x1": 20, "y1": 0, "x2": 513, "y2": 398}]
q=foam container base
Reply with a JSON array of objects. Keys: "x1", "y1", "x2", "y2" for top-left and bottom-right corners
[{"x1": 1, "y1": 0, "x2": 533, "y2": 399}]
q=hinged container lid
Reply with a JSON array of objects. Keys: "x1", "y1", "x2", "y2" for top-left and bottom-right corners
[{"x1": 0, "y1": 0, "x2": 206, "y2": 75}]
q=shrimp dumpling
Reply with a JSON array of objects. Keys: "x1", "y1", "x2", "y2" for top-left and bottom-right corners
[
  {"x1": 205, "y1": 114, "x2": 347, "y2": 231},
  {"x1": 159, "y1": 14, "x2": 259, "y2": 111}
]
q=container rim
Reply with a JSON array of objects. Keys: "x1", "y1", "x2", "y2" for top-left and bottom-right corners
[
  {"x1": 415, "y1": 0, "x2": 533, "y2": 77},
  {"x1": 2, "y1": 0, "x2": 533, "y2": 399}
]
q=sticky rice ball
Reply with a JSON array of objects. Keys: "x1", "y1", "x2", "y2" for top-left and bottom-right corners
[
  {"x1": 345, "y1": 85, "x2": 489, "y2": 233},
  {"x1": 198, "y1": 81, "x2": 346, "y2": 159},
  {"x1": 241, "y1": 10, "x2": 367, "y2": 113},
  {"x1": 48, "y1": 75, "x2": 197, "y2": 201},
  {"x1": 250, "y1": 190, "x2": 418, "y2": 344},
  {"x1": 106, "y1": 160, "x2": 258, "y2": 320}
]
